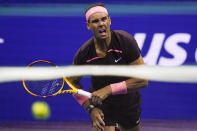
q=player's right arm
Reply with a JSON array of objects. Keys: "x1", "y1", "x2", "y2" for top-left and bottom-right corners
[
  {"x1": 68, "y1": 75, "x2": 90, "y2": 108},
  {"x1": 71, "y1": 45, "x2": 105, "y2": 130},
  {"x1": 68, "y1": 76, "x2": 105, "y2": 131}
]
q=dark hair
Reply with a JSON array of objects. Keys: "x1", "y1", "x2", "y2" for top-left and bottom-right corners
[{"x1": 85, "y1": 3, "x2": 105, "y2": 14}]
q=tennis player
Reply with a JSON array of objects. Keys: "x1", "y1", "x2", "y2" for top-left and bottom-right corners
[{"x1": 69, "y1": 3, "x2": 148, "y2": 131}]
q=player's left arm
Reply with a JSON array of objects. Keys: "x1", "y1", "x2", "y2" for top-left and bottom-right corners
[
  {"x1": 125, "y1": 55, "x2": 148, "y2": 93},
  {"x1": 91, "y1": 55, "x2": 148, "y2": 105}
]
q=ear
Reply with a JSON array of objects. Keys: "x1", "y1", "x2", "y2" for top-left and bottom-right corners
[
  {"x1": 86, "y1": 22, "x2": 91, "y2": 30},
  {"x1": 108, "y1": 16, "x2": 111, "y2": 25}
]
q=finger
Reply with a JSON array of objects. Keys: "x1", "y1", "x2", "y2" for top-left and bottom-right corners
[
  {"x1": 93, "y1": 124, "x2": 100, "y2": 131},
  {"x1": 95, "y1": 121, "x2": 104, "y2": 131},
  {"x1": 95, "y1": 96, "x2": 102, "y2": 105},
  {"x1": 93, "y1": 122, "x2": 101, "y2": 131},
  {"x1": 91, "y1": 96, "x2": 96, "y2": 104},
  {"x1": 98, "y1": 97, "x2": 102, "y2": 105},
  {"x1": 91, "y1": 96, "x2": 102, "y2": 105},
  {"x1": 99, "y1": 110, "x2": 104, "y2": 118},
  {"x1": 96, "y1": 113, "x2": 105, "y2": 127},
  {"x1": 98, "y1": 116, "x2": 105, "y2": 127},
  {"x1": 98, "y1": 109, "x2": 104, "y2": 119}
]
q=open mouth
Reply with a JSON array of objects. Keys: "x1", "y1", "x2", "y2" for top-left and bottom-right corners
[{"x1": 98, "y1": 29, "x2": 106, "y2": 36}]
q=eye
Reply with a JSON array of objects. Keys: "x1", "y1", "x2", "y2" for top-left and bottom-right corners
[
  {"x1": 101, "y1": 16, "x2": 107, "y2": 21},
  {"x1": 91, "y1": 19, "x2": 99, "y2": 23}
]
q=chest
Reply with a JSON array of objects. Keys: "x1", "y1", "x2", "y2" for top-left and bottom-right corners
[
  {"x1": 95, "y1": 48, "x2": 106, "y2": 58},
  {"x1": 86, "y1": 49, "x2": 127, "y2": 65}
]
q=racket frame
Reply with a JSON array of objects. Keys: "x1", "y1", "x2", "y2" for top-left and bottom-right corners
[
  {"x1": 22, "y1": 60, "x2": 65, "y2": 98},
  {"x1": 22, "y1": 60, "x2": 91, "y2": 98}
]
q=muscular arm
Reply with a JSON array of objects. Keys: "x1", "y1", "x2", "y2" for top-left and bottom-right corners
[
  {"x1": 125, "y1": 55, "x2": 148, "y2": 92},
  {"x1": 91, "y1": 55, "x2": 148, "y2": 103},
  {"x1": 68, "y1": 76, "x2": 94, "y2": 108},
  {"x1": 68, "y1": 76, "x2": 89, "y2": 107}
]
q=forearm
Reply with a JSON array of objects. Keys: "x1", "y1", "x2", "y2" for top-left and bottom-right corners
[
  {"x1": 125, "y1": 78, "x2": 148, "y2": 93},
  {"x1": 125, "y1": 55, "x2": 148, "y2": 92},
  {"x1": 91, "y1": 56, "x2": 148, "y2": 104},
  {"x1": 103, "y1": 78, "x2": 148, "y2": 96},
  {"x1": 68, "y1": 76, "x2": 90, "y2": 107}
]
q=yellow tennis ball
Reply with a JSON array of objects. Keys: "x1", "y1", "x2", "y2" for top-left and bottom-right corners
[{"x1": 31, "y1": 101, "x2": 50, "y2": 120}]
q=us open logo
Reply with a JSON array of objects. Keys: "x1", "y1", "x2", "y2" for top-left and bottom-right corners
[{"x1": 134, "y1": 33, "x2": 196, "y2": 65}]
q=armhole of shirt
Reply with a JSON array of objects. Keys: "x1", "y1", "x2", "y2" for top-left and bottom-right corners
[{"x1": 115, "y1": 30, "x2": 141, "y2": 64}]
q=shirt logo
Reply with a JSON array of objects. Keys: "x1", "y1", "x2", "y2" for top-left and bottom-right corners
[{"x1": 115, "y1": 57, "x2": 122, "y2": 63}]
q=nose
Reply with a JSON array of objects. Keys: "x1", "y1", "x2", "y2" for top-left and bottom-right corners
[{"x1": 98, "y1": 20, "x2": 104, "y2": 27}]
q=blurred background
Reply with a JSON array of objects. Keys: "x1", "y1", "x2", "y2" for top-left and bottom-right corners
[{"x1": 0, "y1": 0, "x2": 197, "y2": 130}]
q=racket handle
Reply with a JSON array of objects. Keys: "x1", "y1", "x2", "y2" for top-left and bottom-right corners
[{"x1": 77, "y1": 89, "x2": 92, "y2": 98}]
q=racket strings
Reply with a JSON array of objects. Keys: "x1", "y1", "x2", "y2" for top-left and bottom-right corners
[
  {"x1": 23, "y1": 61, "x2": 65, "y2": 97},
  {"x1": 25, "y1": 79, "x2": 63, "y2": 96}
]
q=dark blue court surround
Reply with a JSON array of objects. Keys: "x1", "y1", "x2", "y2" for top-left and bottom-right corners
[{"x1": 0, "y1": 14, "x2": 197, "y2": 121}]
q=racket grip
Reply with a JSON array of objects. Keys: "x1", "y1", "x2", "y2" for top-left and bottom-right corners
[{"x1": 77, "y1": 89, "x2": 92, "y2": 98}]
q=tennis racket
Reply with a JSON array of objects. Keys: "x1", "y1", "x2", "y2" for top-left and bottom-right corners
[{"x1": 22, "y1": 60, "x2": 92, "y2": 98}]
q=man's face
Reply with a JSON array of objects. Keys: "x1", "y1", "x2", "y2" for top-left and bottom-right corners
[{"x1": 87, "y1": 12, "x2": 111, "y2": 40}]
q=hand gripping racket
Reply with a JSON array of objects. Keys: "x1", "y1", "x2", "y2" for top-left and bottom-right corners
[{"x1": 22, "y1": 60, "x2": 92, "y2": 98}]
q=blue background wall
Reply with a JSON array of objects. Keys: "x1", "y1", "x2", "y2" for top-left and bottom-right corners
[{"x1": 0, "y1": 2, "x2": 197, "y2": 122}]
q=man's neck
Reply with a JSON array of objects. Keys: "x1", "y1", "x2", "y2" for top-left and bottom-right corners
[{"x1": 94, "y1": 33, "x2": 111, "y2": 51}]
